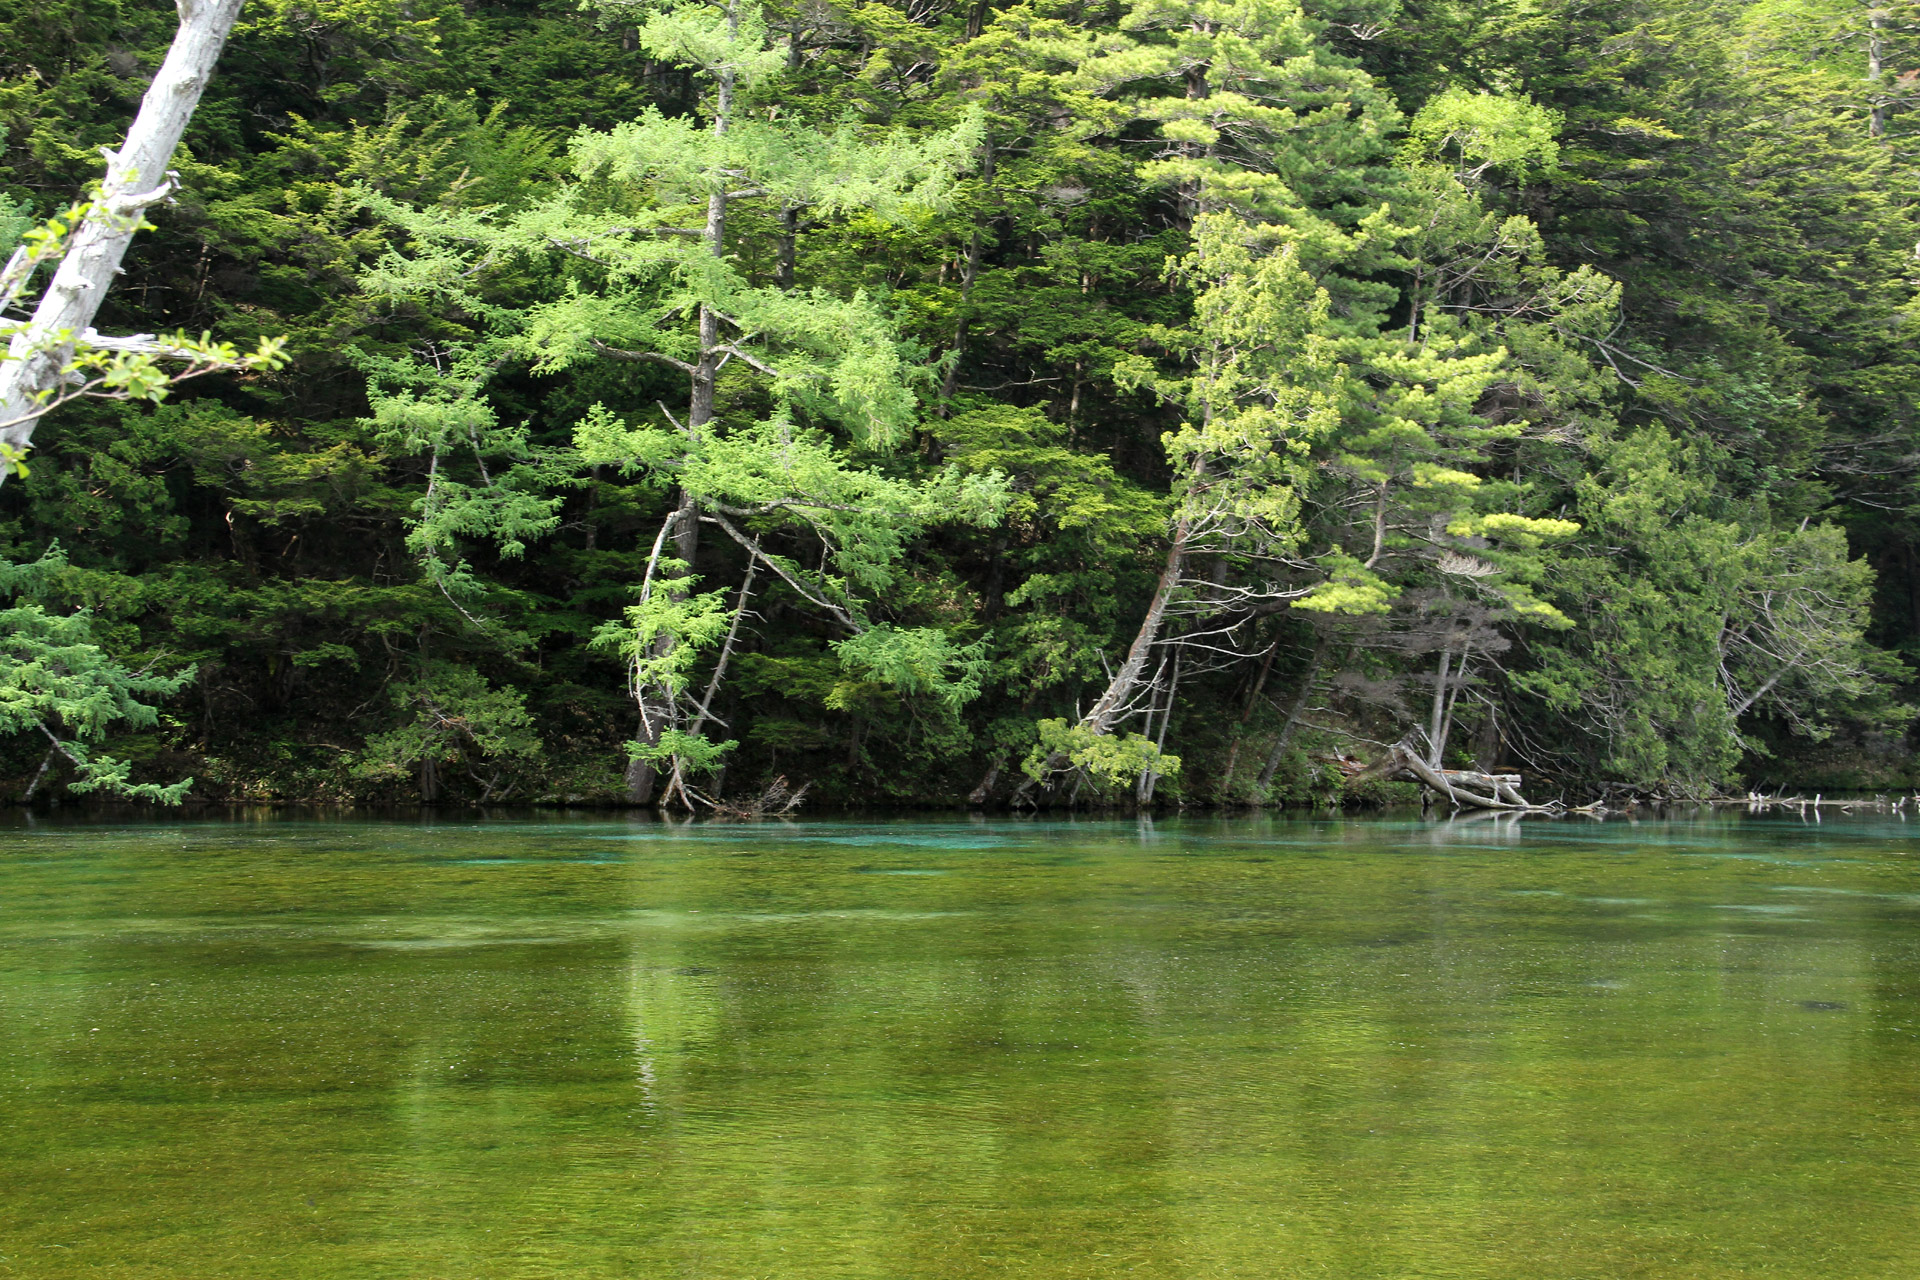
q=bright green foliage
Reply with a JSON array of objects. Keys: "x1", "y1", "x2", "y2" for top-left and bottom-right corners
[
  {"x1": 1076, "y1": 0, "x2": 1399, "y2": 232},
  {"x1": 590, "y1": 571, "x2": 731, "y2": 725},
  {"x1": 578, "y1": 411, "x2": 1005, "y2": 600},
  {"x1": 1405, "y1": 89, "x2": 1561, "y2": 178},
  {"x1": 832, "y1": 626, "x2": 987, "y2": 713},
  {"x1": 1122, "y1": 214, "x2": 1345, "y2": 560},
  {"x1": 636, "y1": 726, "x2": 735, "y2": 773},
  {"x1": 1023, "y1": 717, "x2": 1178, "y2": 789},
  {"x1": 0, "y1": 547, "x2": 193, "y2": 802},
  {"x1": 1, "y1": 0, "x2": 1915, "y2": 806},
  {"x1": 358, "y1": 346, "x2": 566, "y2": 626},
  {"x1": 348, "y1": 0, "x2": 999, "y2": 797},
  {"x1": 1293, "y1": 554, "x2": 1398, "y2": 616}
]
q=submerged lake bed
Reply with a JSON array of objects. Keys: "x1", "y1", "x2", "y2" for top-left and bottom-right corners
[{"x1": 1, "y1": 811, "x2": 1917, "y2": 1278}]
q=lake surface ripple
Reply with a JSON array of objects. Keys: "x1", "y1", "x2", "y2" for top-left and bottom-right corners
[{"x1": 2, "y1": 810, "x2": 1917, "y2": 1277}]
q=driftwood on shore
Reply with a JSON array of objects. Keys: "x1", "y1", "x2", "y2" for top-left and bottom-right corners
[
  {"x1": 692, "y1": 774, "x2": 810, "y2": 821},
  {"x1": 1344, "y1": 742, "x2": 1917, "y2": 814},
  {"x1": 1713, "y1": 790, "x2": 1918, "y2": 814},
  {"x1": 1348, "y1": 742, "x2": 1556, "y2": 811}
]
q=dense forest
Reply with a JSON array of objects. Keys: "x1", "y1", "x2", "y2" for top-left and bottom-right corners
[{"x1": 2, "y1": 0, "x2": 1917, "y2": 808}]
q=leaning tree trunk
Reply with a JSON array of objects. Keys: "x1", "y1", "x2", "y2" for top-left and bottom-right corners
[
  {"x1": 1014, "y1": 510, "x2": 1192, "y2": 802},
  {"x1": 1079, "y1": 496, "x2": 1199, "y2": 738},
  {"x1": 1087, "y1": 558, "x2": 1177, "y2": 736},
  {"x1": 0, "y1": 0, "x2": 249, "y2": 472},
  {"x1": 1012, "y1": 454, "x2": 1216, "y2": 806}
]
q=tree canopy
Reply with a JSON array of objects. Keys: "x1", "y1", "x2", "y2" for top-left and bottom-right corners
[{"x1": 2, "y1": 0, "x2": 1915, "y2": 806}]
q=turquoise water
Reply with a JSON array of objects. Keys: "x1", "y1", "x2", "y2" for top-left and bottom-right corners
[{"x1": 1, "y1": 810, "x2": 1917, "y2": 1277}]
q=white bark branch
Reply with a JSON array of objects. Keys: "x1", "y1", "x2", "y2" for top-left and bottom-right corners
[{"x1": 0, "y1": 0, "x2": 250, "y2": 473}]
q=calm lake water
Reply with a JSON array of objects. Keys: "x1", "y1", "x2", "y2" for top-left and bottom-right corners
[{"x1": 1, "y1": 810, "x2": 1917, "y2": 1278}]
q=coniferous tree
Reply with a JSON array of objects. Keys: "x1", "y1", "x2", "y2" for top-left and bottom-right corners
[{"x1": 362, "y1": 0, "x2": 1003, "y2": 805}]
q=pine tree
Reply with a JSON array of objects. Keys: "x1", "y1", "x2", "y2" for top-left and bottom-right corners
[{"x1": 361, "y1": 0, "x2": 1003, "y2": 806}]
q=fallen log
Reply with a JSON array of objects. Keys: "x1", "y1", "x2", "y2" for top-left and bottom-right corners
[
  {"x1": 1361, "y1": 742, "x2": 1551, "y2": 811},
  {"x1": 1710, "y1": 790, "x2": 1917, "y2": 814}
]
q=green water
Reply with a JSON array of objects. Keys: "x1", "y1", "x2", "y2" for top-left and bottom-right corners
[{"x1": 2, "y1": 811, "x2": 1918, "y2": 1278}]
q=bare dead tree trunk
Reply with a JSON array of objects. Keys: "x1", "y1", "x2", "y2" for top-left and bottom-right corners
[
  {"x1": 1360, "y1": 740, "x2": 1540, "y2": 810},
  {"x1": 1425, "y1": 636, "x2": 1455, "y2": 768},
  {"x1": 1435, "y1": 644, "x2": 1471, "y2": 768},
  {"x1": 687, "y1": 557, "x2": 754, "y2": 742},
  {"x1": 1869, "y1": 9, "x2": 1889, "y2": 138},
  {"x1": 0, "y1": 0, "x2": 249, "y2": 470},
  {"x1": 21, "y1": 746, "x2": 58, "y2": 802},
  {"x1": 1138, "y1": 643, "x2": 1181, "y2": 804},
  {"x1": 776, "y1": 203, "x2": 798, "y2": 290}
]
